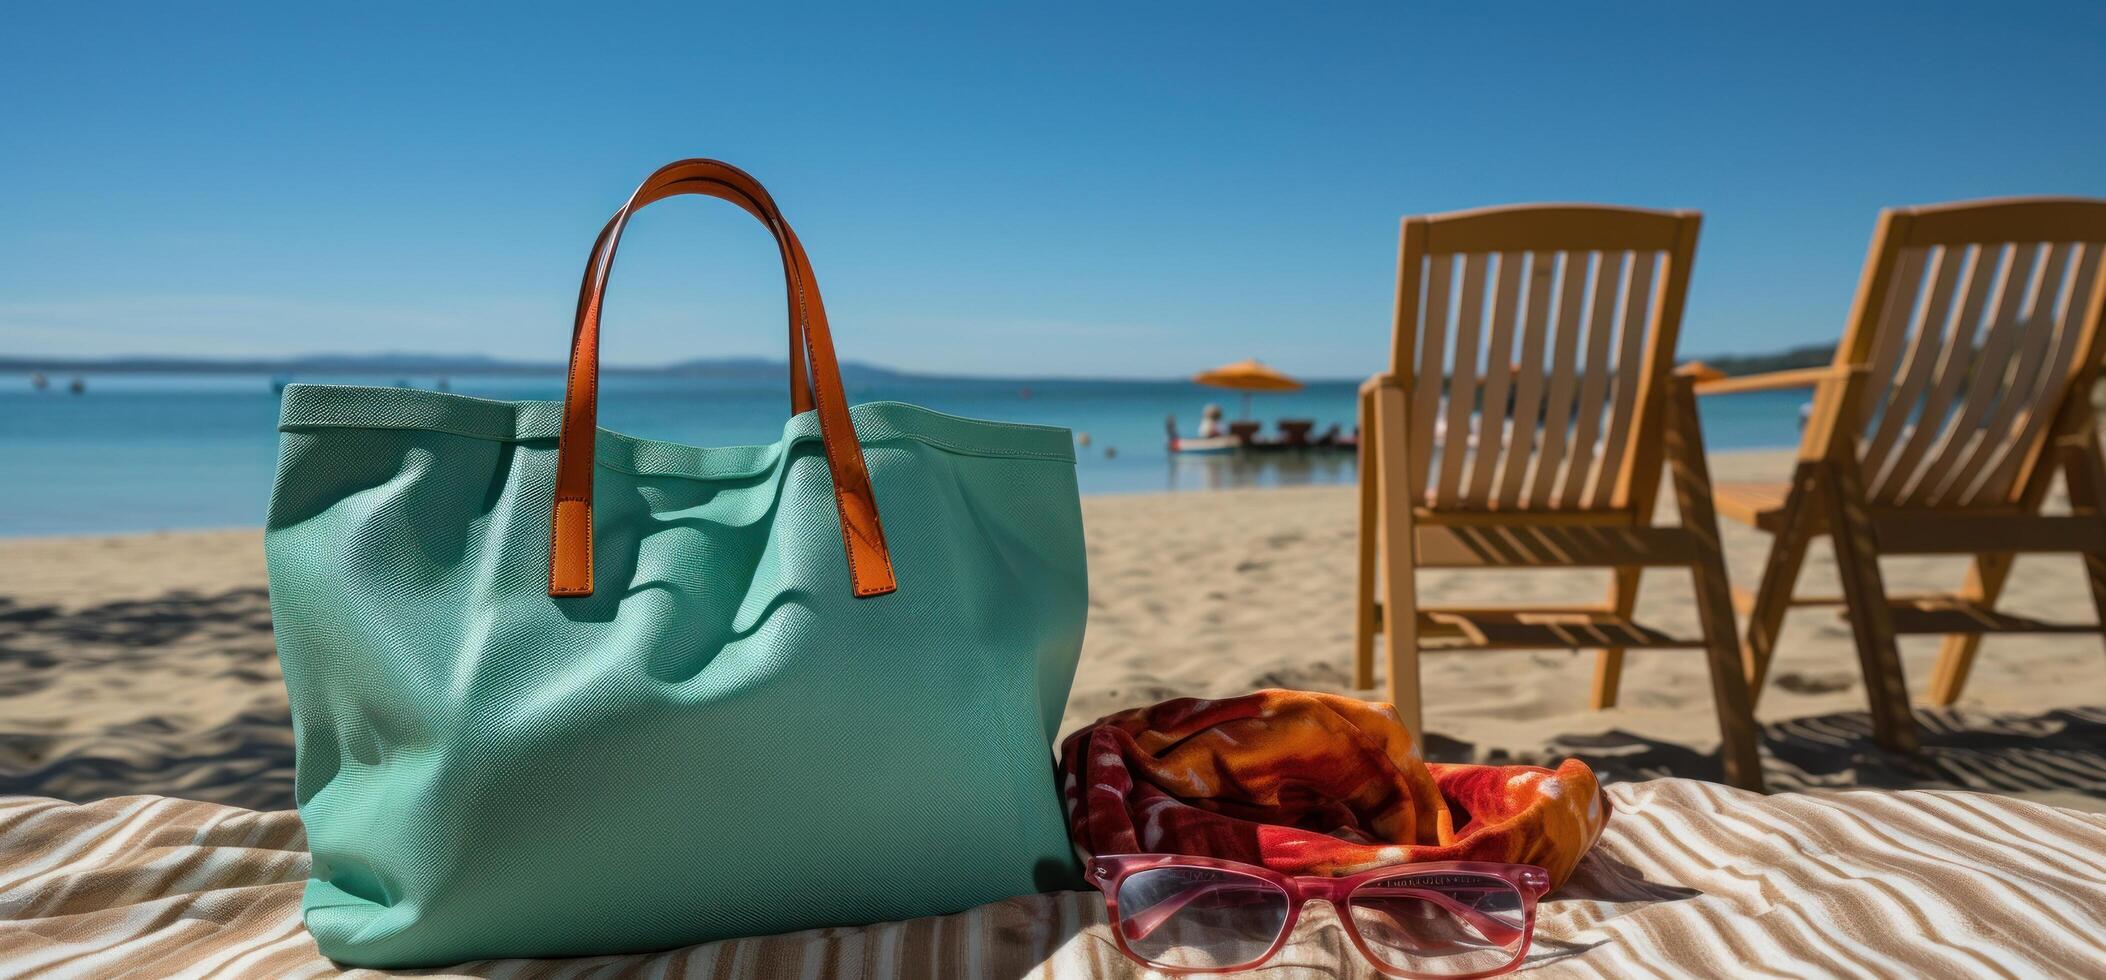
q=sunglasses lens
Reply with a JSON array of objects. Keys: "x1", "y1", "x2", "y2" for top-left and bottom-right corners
[
  {"x1": 1347, "y1": 871, "x2": 1528, "y2": 976},
  {"x1": 1114, "y1": 867, "x2": 1290, "y2": 970}
]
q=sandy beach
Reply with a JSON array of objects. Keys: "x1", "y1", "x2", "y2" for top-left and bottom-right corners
[{"x1": 4, "y1": 449, "x2": 2104, "y2": 816}]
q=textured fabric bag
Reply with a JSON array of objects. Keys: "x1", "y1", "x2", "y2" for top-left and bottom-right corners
[{"x1": 265, "y1": 160, "x2": 1089, "y2": 967}]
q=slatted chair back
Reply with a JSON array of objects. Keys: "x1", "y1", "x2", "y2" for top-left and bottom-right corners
[
  {"x1": 1390, "y1": 206, "x2": 1704, "y2": 515},
  {"x1": 1834, "y1": 199, "x2": 2106, "y2": 509}
]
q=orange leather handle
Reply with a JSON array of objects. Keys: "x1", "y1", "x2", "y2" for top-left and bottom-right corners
[{"x1": 548, "y1": 159, "x2": 898, "y2": 599}]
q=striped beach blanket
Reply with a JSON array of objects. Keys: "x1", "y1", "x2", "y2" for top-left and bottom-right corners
[{"x1": 2, "y1": 779, "x2": 2102, "y2": 978}]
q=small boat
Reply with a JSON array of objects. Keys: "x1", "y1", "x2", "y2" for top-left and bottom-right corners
[
  {"x1": 1174, "y1": 360, "x2": 1355, "y2": 454},
  {"x1": 1167, "y1": 434, "x2": 1243, "y2": 455},
  {"x1": 30, "y1": 372, "x2": 48, "y2": 391},
  {"x1": 1166, "y1": 416, "x2": 1357, "y2": 455}
]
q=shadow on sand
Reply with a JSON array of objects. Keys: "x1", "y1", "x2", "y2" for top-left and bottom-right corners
[
  {"x1": 0, "y1": 588, "x2": 296, "y2": 811},
  {"x1": 5, "y1": 587, "x2": 2104, "y2": 814},
  {"x1": 1427, "y1": 704, "x2": 2106, "y2": 806}
]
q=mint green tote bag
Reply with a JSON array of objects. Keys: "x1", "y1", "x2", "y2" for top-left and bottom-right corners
[{"x1": 265, "y1": 160, "x2": 1088, "y2": 967}]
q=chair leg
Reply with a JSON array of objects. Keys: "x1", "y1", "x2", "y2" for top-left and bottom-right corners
[
  {"x1": 1589, "y1": 567, "x2": 1641, "y2": 710},
  {"x1": 2057, "y1": 434, "x2": 2106, "y2": 674},
  {"x1": 1354, "y1": 384, "x2": 1381, "y2": 691},
  {"x1": 1743, "y1": 461, "x2": 1822, "y2": 702},
  {"x1": 1664, "y1": 377, "x2": 1764, "y2": 791},
  {"x1": 1924, "y1": 554, "x2": 2012, "y2": 706},
  {"x1": 1820, "y1": 455, "x2": 1918, "y2": 753},
  {"x1": 1691, "y1": 548, "x2": 1765, "y2": 792},
  {"x1": 1373, "y1": 385, "x2": 1422, "y2": 738}
]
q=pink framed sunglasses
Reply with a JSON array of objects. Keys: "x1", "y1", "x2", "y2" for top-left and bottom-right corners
[{"x1": 1087, "y1": 854, "x2": 1551, "y2": 978}]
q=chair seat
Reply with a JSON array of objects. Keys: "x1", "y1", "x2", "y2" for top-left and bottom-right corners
[
  {"x1": 1416, "y1": 608, "x2": 1702, "y2": 651},
  {"x1": 1882, "y1": 597, "x2": 2102, "y2": 636},
  {"x1": 1713, "y1": 481, "x2": 1792, "y2": 532}
]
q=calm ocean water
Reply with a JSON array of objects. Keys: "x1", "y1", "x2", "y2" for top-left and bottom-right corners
[{"x1": 0, "y1": 372, "x2": 1806, "y2": 537}]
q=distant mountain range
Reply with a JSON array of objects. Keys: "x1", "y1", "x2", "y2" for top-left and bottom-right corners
[
  {"x1": 1683, "y1": 343, "x2": 1835, "y2": 377},
  {"x1": 0, "y1": 352, "x2": 928, "y2": 383},
  {"x1": 0, "y1": 343, "x2": 1839, "y2": 382}
]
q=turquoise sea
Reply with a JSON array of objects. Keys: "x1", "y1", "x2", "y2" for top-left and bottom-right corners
[{"x1": 0, "y1": 372, "x2": 1807, "y2": 537}]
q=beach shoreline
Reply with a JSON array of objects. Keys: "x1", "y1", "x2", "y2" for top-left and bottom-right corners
[{"x1": 5, "y1": 448, "x2": 2104, "y2": 814}]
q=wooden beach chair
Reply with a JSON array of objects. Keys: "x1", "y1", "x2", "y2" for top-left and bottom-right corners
[
  {"x1": 1691, "y1": 198, "x2": 2106, "y2": 752},
  {"x1": 1352, "y1": 204, "x2": 1764, "y2": 791}
]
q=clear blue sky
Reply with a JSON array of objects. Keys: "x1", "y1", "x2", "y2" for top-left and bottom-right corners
[{"x1": 4, "y1": 2, "x2": 2103, "y2": 378}]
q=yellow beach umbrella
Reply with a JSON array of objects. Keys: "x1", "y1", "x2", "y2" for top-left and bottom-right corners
[{"x1": 1192, "y1": 359, "x2": 1302, "y2": 418}]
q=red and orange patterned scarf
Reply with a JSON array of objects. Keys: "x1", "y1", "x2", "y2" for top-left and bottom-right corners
[{"x1": 1059, "y1": 690, "x2": 1609, "y2": 889}]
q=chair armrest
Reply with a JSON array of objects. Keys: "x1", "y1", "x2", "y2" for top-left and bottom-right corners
[
  {"x1": 1359, "y1": 372, "x2": 1403, "y2": 394},
  {"x1": 1693, "y1": 365, "x2": 1846, "y2": 396}
]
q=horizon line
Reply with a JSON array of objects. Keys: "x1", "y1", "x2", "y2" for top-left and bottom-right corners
[{"x1": 0, "y1": 341, "x2": 1834, "y2": 386}]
